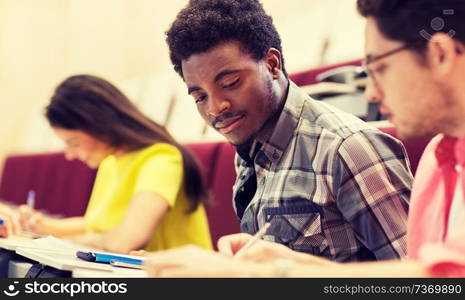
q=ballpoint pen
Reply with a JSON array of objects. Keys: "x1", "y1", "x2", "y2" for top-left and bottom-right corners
[
  {"x1": 27, "y1": 190, "x2": 35, "y2": 211},
  {"x1": 76, "y1": 251, "x2": 144, "y2": 265},
  {"x1": 21, "y1": 190, "x2": 40, "y2": 237},
  {"x1": 234, "y1": 221, "x2": 272, "y2": 258}
]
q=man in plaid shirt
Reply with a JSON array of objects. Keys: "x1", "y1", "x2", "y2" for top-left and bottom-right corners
[{"x1": 165, "y1": 0, "x2": 411, "y2": 262}]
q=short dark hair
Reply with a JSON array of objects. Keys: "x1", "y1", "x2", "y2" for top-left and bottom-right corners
[
  {"x1": 46, "y1": 74, "x2": 208, "y2": 211},
  {"x1": 166, "y1": 0, "x2": 287, "y2": 77},
  {"x1": 357, "y1": 0, "x2": 465, "y2": 52}
]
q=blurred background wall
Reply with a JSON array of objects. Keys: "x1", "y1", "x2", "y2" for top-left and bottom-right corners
[{"x1": 0, "y1": 0, "x2": 364, "y2": 163}]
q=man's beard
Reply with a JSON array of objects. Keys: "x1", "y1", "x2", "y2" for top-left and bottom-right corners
[{"x1": 232, "y1": 78, "x2": 283, "y2": 147}]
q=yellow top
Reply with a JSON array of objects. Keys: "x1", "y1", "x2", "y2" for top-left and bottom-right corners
[{"x1": 84, "y1": 143, "x2": 212, "y2": 251}]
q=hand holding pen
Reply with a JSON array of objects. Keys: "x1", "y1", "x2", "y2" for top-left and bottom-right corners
[
  {"x1": 0, "y1": 213, "x2": 22, "y2": 237},
  {"x1": 233, "y1": 222, "x2": 272, "y2": 259},
  {"x1": 18, "y1": 190, "x2": 43, "y2": 234}
]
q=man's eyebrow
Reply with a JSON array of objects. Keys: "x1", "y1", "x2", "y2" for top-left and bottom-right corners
[{"x1": 214, "y1": 69, "x2": 240, "y2": 83}]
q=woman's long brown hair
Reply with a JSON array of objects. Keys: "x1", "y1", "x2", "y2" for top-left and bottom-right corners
[{"x1": 45, "y1": 74, "x2": 208, "y2": 212}]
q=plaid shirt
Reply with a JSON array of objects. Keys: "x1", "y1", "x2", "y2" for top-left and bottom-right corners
[{"x1": 233, "y1": 82, "x2": 411, "y2": 262}]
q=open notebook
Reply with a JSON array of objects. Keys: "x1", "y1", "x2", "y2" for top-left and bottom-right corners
[{"x1": 0, "y1": 236, "x2": 146, "y2": 274}]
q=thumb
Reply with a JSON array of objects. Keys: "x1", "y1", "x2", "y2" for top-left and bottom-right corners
[{"x1": 217, "y1": 233, "x2": 253, "y2": 256}]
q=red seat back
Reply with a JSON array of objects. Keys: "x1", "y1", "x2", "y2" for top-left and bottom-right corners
[
  {"x1": 0, "y1": 152, "x2": 96, "y2": 217},
  {"x1": 187, "y1": 142, "x2": 240, "y2": 249},
  {"x1": 0, "y1": 143, "x2": 241, "y2": 248},
  {"x1": 289, "y1": 59, "x2": 362, "y2": 86}
]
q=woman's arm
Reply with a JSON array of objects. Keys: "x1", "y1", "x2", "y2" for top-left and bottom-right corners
[
  {"x1": 18, "y1": 205, "x2": 86, "y2": 237},
  {"x1": 71, "y1": 190, "x2": 169, "y2": 253},
  {"x1": 34, "y1": 216, "x2": 86, "y2": 237},
  {"x1": 8, "y1": 203, "x2": 85, "y2": 237}
]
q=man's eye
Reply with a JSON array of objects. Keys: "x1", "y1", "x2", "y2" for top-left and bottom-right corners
[
  {"x1": 195, "y1": 95, "x2": 207, "y2": 103},
  {"x1": 222, "y1": 78, "x2": 240, "y2": 89}
]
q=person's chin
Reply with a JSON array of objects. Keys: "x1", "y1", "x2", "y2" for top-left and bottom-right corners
[
  {"x1": 225, "y1": 133, "x2": 255, "y2": 148},
  {"x1": 85, "y1": 160, "x2": 99, "y2": 169}
]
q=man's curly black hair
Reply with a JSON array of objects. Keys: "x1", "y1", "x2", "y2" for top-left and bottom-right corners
[{"x1": 166, "y1": 0, "x2": 287, "y2": 78}]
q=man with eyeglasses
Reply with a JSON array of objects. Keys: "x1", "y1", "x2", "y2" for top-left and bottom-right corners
[{"x1": 142, "y1": 0, "x2": 465, "y2": 277}]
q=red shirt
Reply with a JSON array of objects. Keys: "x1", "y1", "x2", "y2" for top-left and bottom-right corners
[{"x1": 407, "y1": 135, "x2": 465, "y2": 277}]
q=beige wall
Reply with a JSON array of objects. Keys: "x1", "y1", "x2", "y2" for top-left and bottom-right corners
[
  {"x1": 0, "y1": 0, "x2": 187, "y2": 156},
  {"x1": 0, "y1": 0, "x2": 364, "y2": 161}
]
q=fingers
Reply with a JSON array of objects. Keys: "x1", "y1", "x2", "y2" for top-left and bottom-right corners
[
  {"x1": 234, "y1": 243, "x2": 270, "y2": 261},
  {"x1": 8, "y1": 213, "x2": 22, "y2": 236},
  {"x1": 217, "y1": 233, "x2": 253, "y2": 256},
  {"x1": 234, "y1": 240, "x2": 290, "y2": 262},
  {"x1": 0, "y1": 214, "x2": 10, "y2": 237},
  {"x1": 144, "y1": 259, "x2": 183, "y2": 277},
  {"x1": 18, "y1": 205, "x2": 41, "y2": 233},
  {"x1": 143, "y1": 245, "x2": 271, "y2": 278},
  {"x1": 0, "y1": 211, "x2": 23, "y2": 237},
  {"x1": 129, "y1": 250, "x2": 149, "y2": 256},
  {"x1": 18, "y1": 205, "x2": 33, "y2": 230}
]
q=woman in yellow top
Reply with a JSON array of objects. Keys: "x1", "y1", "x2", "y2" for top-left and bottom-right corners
[{"x1": 20, "y1": 74, "x2": 212, "y2": 253}]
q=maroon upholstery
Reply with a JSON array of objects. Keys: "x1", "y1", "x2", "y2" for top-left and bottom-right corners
[
  {"x1": 207, "y1": 143, "x2": 240, "y2": 248},
  {"x1": 0, "y1": 144, "x2": 241, "y2": 248},
  {"x1": 0, "y1": 152, "x2": 96, "y2": 217},
  {"x1": 187, "y1": 142, "x2": 240, "y2": 249},
  {"x1": 0, "y1": 130, "x2": 431, "y2": 247},
  {"x1": 289, "y1": 59, "x2": 362, "y2": 86},
  {"x1": 185, "y1": 142, "x2": 222, "y2": 190},
  {"x1": 379, "y1": 127, "x2": 432, "y2": 175}
]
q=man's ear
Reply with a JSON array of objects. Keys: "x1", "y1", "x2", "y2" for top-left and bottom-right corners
[
  {"x1": 264, "y1": 48, "x2": 282, "y2": 78},
  {"x1": 427, "y1": 32, "x2": 459, "y2": 79}
]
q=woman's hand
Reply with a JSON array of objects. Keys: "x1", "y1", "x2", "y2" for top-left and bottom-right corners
[
  {"x1": 17, "y1": 205, "x2": 46, "y2": 234},
  {"x1": 0, "y1": 209, "x2": 21, "y2": 237}
]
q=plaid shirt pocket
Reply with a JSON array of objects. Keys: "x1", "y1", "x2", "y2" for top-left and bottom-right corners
[{"x1": 264, "y1": 205, "x2": 328, "y2": 254}]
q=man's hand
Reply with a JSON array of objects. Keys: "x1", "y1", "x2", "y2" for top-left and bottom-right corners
[
  {"x1": 144, "y1": 245, "x2": 273, "y2": 277},
  {"x1": 217, "y1": 233, "x2": 254, "y2": 256},
  {"x1": 217, "y1": 232, "x2": 334, "y2": 265}
]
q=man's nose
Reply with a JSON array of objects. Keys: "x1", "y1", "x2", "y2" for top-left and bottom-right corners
[
  {"x1": 364, "y1": 78, "x2": 383, "y2": 103},
  {"x1": 207, "y1": 95, "x2": 231, "y2": 118}
]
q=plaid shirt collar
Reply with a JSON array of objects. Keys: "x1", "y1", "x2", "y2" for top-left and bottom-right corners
[{"x1": 237, "y1": 81, "x2": 305, "y2": 167}]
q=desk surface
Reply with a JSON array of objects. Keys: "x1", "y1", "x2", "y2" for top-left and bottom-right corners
[
  {"x1": 16, "y1": 248, "x2": 115, "y2": 272},
  {"x1": 73, "y1": 267, "x2": 147, "y2": 278},
  {"x1": 0, "y1": 236, "x2": 39, "y2": 251},
  {"x1": 0, "y1": 236, "x2": 147, "y2": 277}
]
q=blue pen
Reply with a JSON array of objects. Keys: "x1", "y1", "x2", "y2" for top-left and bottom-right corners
[
  {"x1": 0, "y1": 219, "x2": 4, "y2": 226},
  {"x1": 27, "y1": 190, "x2": 35, "y2": 209},
  {"x1": 95, "y1": 253, "x2": 143, "y2": 265},
  {"x1": 76, "y1": 251, "x2": 143, "y2": 265}
]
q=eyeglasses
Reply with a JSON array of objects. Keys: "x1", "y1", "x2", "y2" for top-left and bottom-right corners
[{"x1": 362, "y1": 43, "x2": 413, "y2": 88}]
